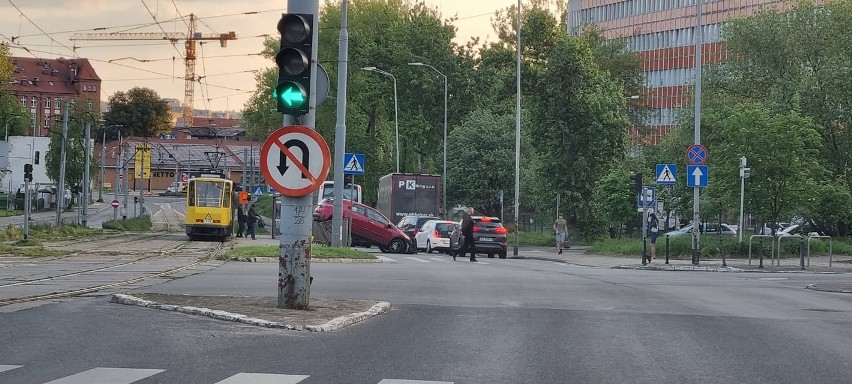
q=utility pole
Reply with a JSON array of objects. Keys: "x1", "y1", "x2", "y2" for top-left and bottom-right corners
[
  {"x1": 513, "y1": 0, "x2": 522, "y2": 257},
  {"x1": 692, "y1": 0, "x2": 704, "y2": 265},
  {"x1": 274, "y1": 0, "x2": 320, "y2": 309},
  {"x1": 82, "y1": 122, "x2": 91, "y2": 227},
  {"x1": 331, "y1": 0, "x2": 349, "y2": 247},
  {"x1": 57, "y1": 103, "x2": 69, "y2": 226}
]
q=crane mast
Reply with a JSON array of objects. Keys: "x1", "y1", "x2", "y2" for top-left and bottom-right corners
[{"x1": 71, "y1": 14, "x2": 237, "y2": 127}]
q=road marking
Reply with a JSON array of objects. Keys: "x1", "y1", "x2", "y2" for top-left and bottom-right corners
[
  {"x1": 758, "y1": 277, "x2": 789, "y2": 281},
  {"x1": 405, "y1": 257, "x2": 430, "y2": 263},
  {"x1": 476, "y1": 261, "x2": 490, "y2": 265},
  {"x1": 378, "y1": 380, "x2": 454, "y2": 384},
  {"x1": 429, "y1": 257, "x2": 446, "y2": 262},
  {"x1": 43, "y1": 368, "x2": 165, "y2": 384},
  {"x1": 215, "y1": 372, "x2": 310, "y2": 384},
  {"x1": 0, "y1": 365, "x2": 21, "y2": 373},
  {"x1": 376, "y1": 256, "x2": 397, "y2": 262}
]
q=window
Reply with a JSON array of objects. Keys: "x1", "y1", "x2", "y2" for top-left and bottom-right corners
[
  {"x1": 45, "y1": 98, "x2": 51, "y2": 109},
  {"x1": 351, "y1": 205, "x2": 367, "y2": 217},
  {"x1": 31, "y1": 97, "x2": 37, "y2": 108},
  {"x1": 366, "y1": 208, "x2": 389, "y2": 226},
  {"x1": 21, "y1": 97, "x2": 26, "y2": 108},
  {"x1": 55, "y1": 99, "x2": 61, "y2": 111}
]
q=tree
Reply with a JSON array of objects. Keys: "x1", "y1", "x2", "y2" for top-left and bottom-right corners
[
  {"x1": 592, "y1": 165, "x2": 636, "y2": 238},
  {"x1": 102, "y1": 87, "x2": 172, "y2": 139},
  {"x1": 0, "y1": 44, "x2": 27, "y2": 137},
  {"x1": 446, "y1": 108, "x2": 529, "y2": 216},
  {"x1": 529, "y1": 35, "x2": 630, "y2": 238}
]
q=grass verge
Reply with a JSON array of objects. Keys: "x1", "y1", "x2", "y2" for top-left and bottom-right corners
[
  {"x1": 0, "y1": 242, "x2": 64, "y2": 257},
  {"x1": 224, "y1": 245, "x2": 376, "y2": 260},
  {"x1": 588, "y1": 236, "x2": 852, "y2": 258},
  {"x1": 102, "y1": 215, "x2": 152, "y2": 231}
]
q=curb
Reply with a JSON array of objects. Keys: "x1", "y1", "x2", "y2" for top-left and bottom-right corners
[
  {"x1": 110, "y1": 293, "x2": 391, "y2": 332},
  {"x1": 806, "y1": 284, "x2": 852, "y2": 293},
  {"x1": 228, "y1": 257, "x2": 381, "y2": 263}
]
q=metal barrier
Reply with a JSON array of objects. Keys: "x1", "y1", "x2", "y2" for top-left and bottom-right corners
[
  {"x1": 806, "y1": 235, "x2": 833, "y2": 267},
  {"x1": 775, "y1": 235, "x2": 802, "y2": 266},
  {"x1": 748, "y1": 235, "x2": 774, "y2": 267}
]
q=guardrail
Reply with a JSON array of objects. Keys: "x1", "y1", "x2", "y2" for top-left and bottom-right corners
[
  {"x1": 748, "y1": 235, "x2": 774, "y2": 267},
  {"x1": 806, "y1": 235, "x2": 833, "y2": 267},
  {"x1": 775, "y1": 235, "x2": 802, "y2": 266}
]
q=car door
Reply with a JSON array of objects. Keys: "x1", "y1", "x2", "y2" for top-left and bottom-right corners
[
  {"x1": 364, "y1": 206, "x2": 394, "y2": 245},
  {"x1": 415, "y1": 221, "x2": 432, "y2": 249},
  {"x1": 349, "y1": 204, "x2": 372, "y2": 243}
]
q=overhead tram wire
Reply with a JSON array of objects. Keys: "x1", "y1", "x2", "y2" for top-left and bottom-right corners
[
  {"x1": 170, "y1": 0, "x2": 191, "y2": 30},
  {"x1": 7, "y1": 0, "x2": 76, "y2": 56},
  {"x1": 140, "y1": 0, "x2": 185, "y2": 59}
]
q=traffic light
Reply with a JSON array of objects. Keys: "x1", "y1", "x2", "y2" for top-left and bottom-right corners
[
  {"x1": 23, "y1": 163, "x2": 32, "y2": 182},
  {"x1": 274, "y1": 13, "x2": 314, "y2": 115},
  {"x1": 34, "y1": 151, "x2": 39, "y2": 165},
  {"x1": 629, "y1": 172, "x2": 643, "y2": 193}
]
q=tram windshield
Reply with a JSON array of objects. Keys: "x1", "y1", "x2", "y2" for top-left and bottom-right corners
[{"x1": 189, "y1": 180, "x2": 224, "y2": 207}]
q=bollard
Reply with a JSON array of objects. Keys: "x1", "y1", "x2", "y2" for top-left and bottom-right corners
[
  {"x1": 758, "y1": 237, "x2": 764, "y2": 268},
  {"x1": 721, "y1": 235, "x2": 727, "y2": 267},
  {"x1": 665, "y1": 235, "x2": 670, "y2": 264},
  {"x1": 642, "y1": 235, "x2": 647, "y2": 265},
  {"x1": 799, "y1": 237, "x2": 805, "y2": 270}
]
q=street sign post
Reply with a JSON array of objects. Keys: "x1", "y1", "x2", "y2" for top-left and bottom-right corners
[
  {"x1": 260, "y1": 125, "x2": 331, "y2": 197},
  {"x1": 111, "y1": 199, "x2": 120, "y2": 208},
  {"x1": 637, "y1": 186, "x2": 656, "y2": 210}
]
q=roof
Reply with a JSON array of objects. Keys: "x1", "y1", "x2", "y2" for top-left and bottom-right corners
[{"x1": 7, "y1": 57, "x2": 99, "y2": 95}]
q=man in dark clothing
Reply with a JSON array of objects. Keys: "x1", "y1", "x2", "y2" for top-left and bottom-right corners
[
  {"x1": 458, "y1": 206, "x2": 477, "y2": 262},
  {"x1": 236, "y1": 205, "x2": 247, "y2": 238},
  {"x1": 246, "y1": 205, "x2": 259, "y2": 240}
]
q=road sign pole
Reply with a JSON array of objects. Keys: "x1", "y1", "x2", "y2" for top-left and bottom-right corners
[
  {"x1": 641, "y1": 187, "x2": 648, "y2": 265},
  {"x1": 692, "y1": 0, "x2": 704, "y2": 266}
]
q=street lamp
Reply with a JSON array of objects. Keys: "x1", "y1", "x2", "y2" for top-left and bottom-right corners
[
  {"x1": 99, "y1": 124, "x2": 123, "y2": 202},
  {"x1": 361, "y1": 66, "x2": 400, "y2": 173},
  {"x1": 4, "y1": 115, "x2": 21, "y2": 141},
  {"x1": 408, "y1": 62, "x2": 448, "y2": 219}
]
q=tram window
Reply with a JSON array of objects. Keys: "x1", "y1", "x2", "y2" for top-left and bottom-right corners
[
  {"x1": 188, "y1": 182, "x2": 196, "y2": 206},
  {"x1": 195, "y1": 180, "x2": 223, "y2": 207}
]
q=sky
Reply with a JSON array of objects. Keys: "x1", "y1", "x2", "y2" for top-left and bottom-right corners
[{"x1": 0, "y1": 0, "x2": 519, "y2": 114}]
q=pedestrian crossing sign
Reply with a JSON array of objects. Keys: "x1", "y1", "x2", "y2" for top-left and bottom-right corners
[
  {"x1": 253, "y1": 187, "x2": 264, "y2": 197},
  {"x1": 656, "y1": 164, "x2": 677, "y2": 185},
  {"x1": 343, "y1": 153, "x2": 365, "y2": 175}
]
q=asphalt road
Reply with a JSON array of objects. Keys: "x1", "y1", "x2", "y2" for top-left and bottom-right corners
[{"x1": 1, "y1": 242, "x2": 851, "y2": 383}]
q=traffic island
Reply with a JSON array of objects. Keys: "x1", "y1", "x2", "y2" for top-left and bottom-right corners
[{"x1": 110, "y1": 293, "x2": 390, "y2": 331}]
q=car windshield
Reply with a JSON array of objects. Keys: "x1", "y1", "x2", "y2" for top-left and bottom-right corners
[{"x1": 435, "y1": 223, "x2": 455, "y2": 233}]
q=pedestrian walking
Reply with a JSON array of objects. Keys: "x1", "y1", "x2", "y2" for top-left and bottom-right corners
[
  {"x1": 458, "y1": 206, "x2": 477, "y2": 262},
  {"x1": 246, "y1": 205, "x2": 260, "y2": 240},
  {"x1": 553, "y1": 213, "x2": 569, "y2": 254},
  {"x1": 648, "y1": 212, "x2": 659, "y2": 261},
  {"x1": 236, "y1": 205, "x2": 247, "y2": 238}
]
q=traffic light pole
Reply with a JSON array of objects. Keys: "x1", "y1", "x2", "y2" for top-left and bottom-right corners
[
  {"x1": 277, "y1": 0, "x2": 319, "y2": 310},
  {"x1": 331, "y1": 0, "x2": 349, "y2": 247},
  {"x1": 82, "y1": 122, "x2": 91, "y2": 227},
  {"x1": 23, "y1": 177, "x2": 29, "y2": 240}
]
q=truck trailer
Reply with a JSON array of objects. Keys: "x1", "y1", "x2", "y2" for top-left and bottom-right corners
[{"x1": 377, "y1": 173, "x2": 442, "y2": 222}]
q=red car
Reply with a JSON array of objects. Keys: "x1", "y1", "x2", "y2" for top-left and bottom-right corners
[{"x1": 313, "y1": 199, "x2": 411, "y2": 253}]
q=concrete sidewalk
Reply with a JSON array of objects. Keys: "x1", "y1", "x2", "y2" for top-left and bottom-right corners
[{"x1": 513, "y1": 245, "x2": 852, "y2": 273}]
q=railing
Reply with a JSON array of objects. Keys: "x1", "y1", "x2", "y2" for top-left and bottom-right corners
[
  {"x1": 775, "y1": 235, "x2": 802, "y2": 266},
  {"x1": 806, "y1": 235, "x2": 833, "y2": 267},
  {"x1": 748, "y1": 235, "x2": 774, "y2": 267}
]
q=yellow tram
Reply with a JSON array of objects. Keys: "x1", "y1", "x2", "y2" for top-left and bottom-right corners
[{"x1": 185, "y1": 174, "x2": 234, "y2": 240}]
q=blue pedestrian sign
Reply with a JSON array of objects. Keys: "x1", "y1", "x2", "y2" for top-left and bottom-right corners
[
  {"x1": 656, "y1": 164, "x2": 677, "y2": 185},
  {"x1": 253, "y1": 186, "x2": 264, "y2": 197},
  {"x1": 687, "y1": 165, "x2": 709, "y2": 187},
  {"x1": 637, "y1": 186, "x2": 656, "y2": 209},
  {"x1": 343, "y1": 153, "x2": 365, "y2": 175}
]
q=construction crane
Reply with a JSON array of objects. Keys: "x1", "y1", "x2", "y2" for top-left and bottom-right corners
[{"x1": 71, "y1": 14, "x2": 237, "y2": 127}]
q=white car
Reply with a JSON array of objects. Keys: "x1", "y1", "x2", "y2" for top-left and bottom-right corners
[{"x1": 414, "y1": 220, "x2": 456, "y2": 253}]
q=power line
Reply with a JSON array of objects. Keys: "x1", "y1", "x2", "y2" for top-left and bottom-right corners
[
  {"x1": 140, "y1": 0, "x2": 184, "y2": 59},
  {"x1": 7, "y1": 0, "x2": 76, "y2": 56}
]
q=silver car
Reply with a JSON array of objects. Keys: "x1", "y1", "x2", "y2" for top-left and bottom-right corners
[{"x1": 665, "y1": 223, "x2": 737, "y2": 237}]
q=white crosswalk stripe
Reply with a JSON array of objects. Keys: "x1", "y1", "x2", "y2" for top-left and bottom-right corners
[
  {"x1": 0, "y1": 365, "x2": 21, "y2": 373},
  {"x1": 405, "y1": 257, "x2": 430, "y2": 263},
  {"x1": 0, "y1": 365, "x2": 454, "y2": 384},
  {"x1": 43, "y1": 367, "x2": 165, "y2": 384},
  {"x1": 214, "y1": 372, "x2": 309, "y2": 384},
  {"x1": 429, "y1": 257, "x2": 446, "y2": 262},
  {"x1": 376, "y1": 255, "x2": 397, "y2": 262}
]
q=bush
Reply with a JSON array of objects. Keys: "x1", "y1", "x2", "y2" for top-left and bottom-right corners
[{"x1": 102, "y1": 215, "x2": 152, "y2": 231}]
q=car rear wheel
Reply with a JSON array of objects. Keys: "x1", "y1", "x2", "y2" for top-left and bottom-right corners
[
  {"x1": 487, "y1": 253, "x2": 494, "y2": 258},
  {"x1": 388, "y1": 238, "x2": 407, "y2": 253},
  {"x1": 499, "y1": 249, "x2": 507, "y2": 259}
]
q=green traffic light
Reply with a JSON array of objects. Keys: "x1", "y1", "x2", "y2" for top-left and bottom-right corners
[{"x1": 275, "y1": 83, "x2": 306, "y2": 107}]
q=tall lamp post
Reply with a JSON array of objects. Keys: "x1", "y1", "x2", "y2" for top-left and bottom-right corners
[
  {"x1": 4, "y1": 115, "x2": 21, "y2": 141},
  {"x1": 99, "y1": 124, "x2": 123, "y2": 202},
  {"x1": 361, "y1": 66, "x2": 400, "y2": 173},
  {"x1": 408, "y1": 62, "x2": 448, "y2": 219}
]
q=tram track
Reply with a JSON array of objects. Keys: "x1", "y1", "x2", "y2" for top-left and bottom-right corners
[{"x1": 0, "y1": 241, "x2": 225, "y2": 307}]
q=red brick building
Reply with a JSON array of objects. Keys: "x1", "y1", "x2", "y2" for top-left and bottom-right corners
[
  {"x1": 567, "y1": 0, "x2": 826, "y2": 144},
  {"x1": 6, "y1": 56, "x2": 102, "y2": 136}
]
